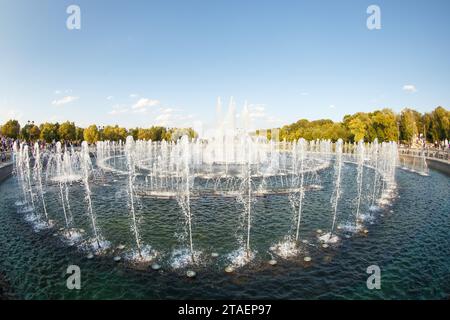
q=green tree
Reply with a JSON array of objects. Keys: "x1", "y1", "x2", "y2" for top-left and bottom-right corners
[
  {"x1": 103, "y1": 125, "x2": 117, "y2": 141},
  {"x1": 128, "y1": 128, "x2": 139, "y2": 140},
  {"x1": 115, "y1": 126, "x2": 128, "y2": 141},
  {"x1": 149, "y1": 126, "x2": 166, "y2": 141},
  {"x1": 29, "y1": 125, "x2": 41, "y2": 141},
  {"x1": 371, "y1": 109, "x2": 398, "y2": 142},
  {"x1": 76, "y1": 127, "x2": 84, "y2": 142},
  {"x1": 166, "y1": 128, "x2": 197, "y2": 141},
  {"x1": 348, "y1": 118, "x2": 366, "y2": 142},
  {"x1": 137, "y1": 128, "x2": 151, "y2": 140},
  {"x1": 20, "y1": 122, "x2": 33, "y2": 141},
  {"x1": 40, "y1": 123, "x2": 59, "y2": 143},
  {"x1": 58, "y1": 121, "x2": 76, "y2": 141},
  {"x1": 431, "y1": 106, "x2": 449, "y2": 140},
  {"x1": 1, "y1": 120, "x2": 21, "y2": 139},
  {"x1": 102, "y1": 125, "x2": 128, "y2": 141},
  {"x1": 399, "y1": 109, "x2": 418, "y2": 145},
  {"x1": 84, "y1": 125, "x2": 99, "y2": 144}
]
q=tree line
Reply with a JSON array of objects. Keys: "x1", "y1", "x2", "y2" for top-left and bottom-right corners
[
  {"x1": 276, "y1": 106, "x2": 448, "y2": 145},
  {"x1": 1, "y1": 106, "x2": 448, "y2": 145},
  {"x1": 0, "y1": 121, "x2": 197, "y2": 144}
]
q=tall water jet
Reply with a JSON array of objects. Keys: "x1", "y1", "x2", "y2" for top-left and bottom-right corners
[
  {"x1": 125, "y1": 136, "x2": 143, "y2": 259},
  {"x1": 81, "y1": 141, "x2": 102, "y2": 249},
  {"x1": 294, "y1": 138, "x2": 306, "y2": 242},
  {"x1": 227, "y1": 136, "x2": 256, "y2": 268},
  {"x1": 63, "y1": 148, "x2": 75, "y2": 224},
  {"x1": 418, "y1": 147, "x2": 429, "y2": 176},
  {"x1": 33, "y1": 142, "x2": 48, "y2": 222},
  {"x1": 13, "y1": 142, "x2": 28, "y2": 206},
  {"x1": 370, "y1": 139, "x2": 379, "y2": 209},
  {"x1": 176, "y1": 135, "x2": 195, "y2": 263},
  {"x1": 23, "y1": 145, "x2": 35, "y2": 211},
  {"x1": 354, "y1": 139, "x2": 365, "y2": 228},
  {"x1": 56, "y1": 143, "x2": 72, "y2": 234},
  {"x1": 320, "y1": 139, "x2": 343, "y2": 244},
  {"x1": 245, "y1": 137, "x2": 253, "y2": 258}
]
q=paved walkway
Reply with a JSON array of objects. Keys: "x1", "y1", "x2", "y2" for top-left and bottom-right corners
[{"x1": 0, "y1": 161, "x2": 12, "y2": 169}]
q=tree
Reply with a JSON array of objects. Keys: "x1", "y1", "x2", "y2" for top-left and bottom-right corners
[
  {"x1": 40, "y1": 123, "x2": 59, "y2": 143},
  {"x1": 167, "y1": 128, "x2": 198, "y2": 141},
  {"x1": 102, "y1": 125, "x2": 128, "y2": 141},
  {"x1": 348, "y1": 118, "x2": 366, "y2": 142},
  {"x1": 115, "y1": 126, "x2": 128, "y2": 142},
  {"x1": 371, "y1": 109, "x2": 398, "y2": 142},
  {"x1": 20, "y1": 122, "x2": 33, "y2": 141},
  {"x1": 149, "y1": 126, "x2": 166, "y2": 141},
  {"x1": 128, "y1": 128, "x2": 139, "y2": 140},
  {"x1": 102, "y1": 125, "x2": 116, "y2": 141},
  {"x1": 76, "y1": 127, "x2": 84, "y2": 142},
  {"x1": 1, "y1": 120, "x2": 21, "y2": 139},
  {"x1": 422, "y1": 106, "x2": 449, "y2": 142},
  {"x1": 399, "y1": 109, "x2": 418, "y2": 145},
  {"x1": 58, "y1": 121, "x2": 76, "y2": 141},
  {"x1": 431, "y1": 106, "x2": 449, "y2": 141},
  {"x1": 84, "y1": 125, "x2": 99, "y2": 144},
  {"x1": 137, "y1": 128, "x2": 151, "y2": 140},
  {"x1": 29, "y1": 125, "x2": 41, "y2": 141}
]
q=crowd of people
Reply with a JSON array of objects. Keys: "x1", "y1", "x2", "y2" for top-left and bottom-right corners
[
  {"x1": 1, "y1": 134, "x2": 449, "y2": 164},
  {"x1": 433, "y1": 139, "x2": 450, "y2": 150},
  {"x1": 0, "y1": 136, "x2": 82, "y2": 163},
  {"x1": 0, "y1": 136, "x2": 14, "y2": 163}
]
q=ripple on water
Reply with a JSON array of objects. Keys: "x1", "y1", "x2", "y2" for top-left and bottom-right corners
[{"x1": 0, "y1": 168, "x2": 449, "y2": 299}]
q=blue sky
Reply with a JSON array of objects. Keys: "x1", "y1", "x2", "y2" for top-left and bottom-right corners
[{"x1": 0, "y1": 0, "x2": 449, "y2": 132}]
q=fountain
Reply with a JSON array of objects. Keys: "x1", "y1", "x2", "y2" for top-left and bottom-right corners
[
  {"x1": 80, "y1": 141, "x2": 105, "y2": 251},
  {"x1": 125, "y1": 136, "x2": 143, "y2": 259},
  {"x1": 354, "y1": 140, "x2": 365, "y2": 230},
  {"x1": 8, "y1": 99, "x2": 406, "y2": 274},
  {"x1": 175, "y1": 135, "x2": 197, "y2": 265},
  {"x1": 294, "y1": 138, "x2": 306, "y2": 242},
  {"x1": 34, "y1": 142, "x2": 49, "y2": 224},
  {"x1": 320, "y1": 139, "x2": 343, "y2": 244}
]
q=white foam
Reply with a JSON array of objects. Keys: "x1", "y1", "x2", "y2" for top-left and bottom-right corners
[
  {"x1": 170, "y1": 248, "x2": 202, "y2": 269},
  {"x1": 318, "y1": 232, "x2": 339, "y2": 244},
  {"x1": 124, "y1": 244, "x2": 158, "y2": 263},
  {"x1": 270, "y1": 238, "x2": 300, "y2": 259},
  {"x1": 227, "y1": 247, "x2": 255, "y2": 268}
]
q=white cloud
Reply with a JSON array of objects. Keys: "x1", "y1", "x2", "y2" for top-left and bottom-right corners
[
  {"x1": 248, "y1": 104, "x2": 267, "y2": 119},
  {"x1": 108, "y1": 99, "x2": 162, "y2": 116},
  {"x1": 106, "y1": 96, "x2": 114, "y2": 100},
  {"x1": 132, "y1": 108, "x2": 148, "y2": 114},
  {"x1": 129, "y1": 93, "x2": 139, "y2": 99},
  {"x1": 243, "y1": 103, "x2": 282, "y2": 129},
  {"x1": 54, "y1": 89, "x2": 72, "y2": 95},
  {"x1": 132, "y1": 98, "x2": 160, "y2": 113},
  {"x1": 300, "y1": 92, "x2": 309, "y2": 96},
  {"x1": 160, "y1": 108, "x2": 173, "y2": 113},
  {"x1": 154, "y1": 108, "x2": 176, "y2": 126},
  {"x1": 329, "y1": 104, "x2": 336, "y2": 109},
  {"x1": 51, "y1": 96, "x2": 79, "y2": 106},
  {"x1": 402, "y1": 84, "x2": 417, "y2": 93},
  {"x1": 152, "y1": 107, "x2": 197, "y2": 127},
  {"x1": 155, "y1": 113, "x2": 172, "y2": 123},
  {"x1": 108, "y1": 104, "x2": 129, "y2": 115}
]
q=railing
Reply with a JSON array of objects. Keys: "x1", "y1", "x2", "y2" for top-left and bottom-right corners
[{"x1": 398, "y1": 148, "x2": 450, "y2": 163}]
